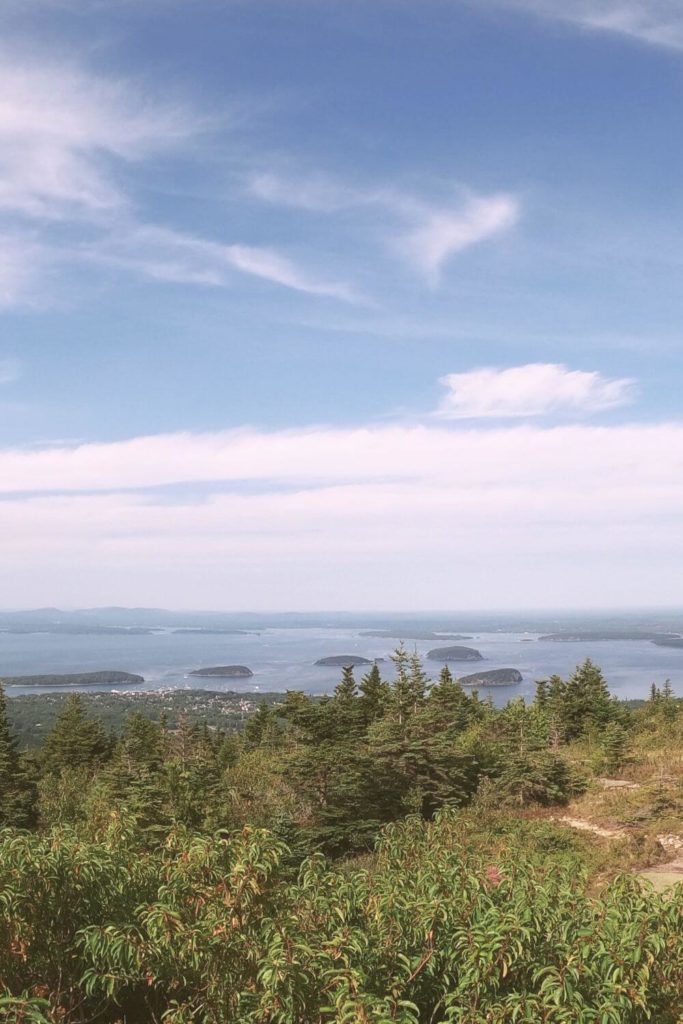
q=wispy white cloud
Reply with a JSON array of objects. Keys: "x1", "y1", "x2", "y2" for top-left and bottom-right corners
[
  {"x1": 436, "y1": 363, "x2": 635, "y2": 419},
  {"x1": 91, "y1": 224, "x2": 360, "y2": 301},
  {"x1": 486, "y1": 0, "x2": 683, "y2": 51},
  {"x1": 399, "y1": 193, "x2": 519, "y2": 284},
  {"x1": 247, "y1": 172, "x2": 369, "y2": 212},
  {"x1": 247, "y1": 170, "x2": 520, "y2": 284},
  {"x1": 0, "y1": 56, "x2": 357, "y2": 304},
  {"x1": 0, "y1": 58, "x2": 195, "y2": 220}
]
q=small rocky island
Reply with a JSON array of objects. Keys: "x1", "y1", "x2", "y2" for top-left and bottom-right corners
[
  {"x1": 1, "y1": 670, "x2": 144, "y2": 687},
  {"x1": 315, "y1": 655, "x2": 373, "y2": 667},
  {"x1": 189, "y1": 665, "x2": 254, "y2": 678},
  {"x1": 427, "y1": 645, "x2": 483, "y2": 662},
  {"x1": 458, "y1": 668, "x2": 523, "y2": 687}
]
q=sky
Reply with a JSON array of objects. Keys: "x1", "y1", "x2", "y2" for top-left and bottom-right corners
[{"x1": 1, "y1": 0, "x2": 683, "y2": 611}]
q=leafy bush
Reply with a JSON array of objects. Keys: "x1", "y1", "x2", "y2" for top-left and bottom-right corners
[{"x1": 1, "y1": 811, "x2": 683, "y2": 1022}]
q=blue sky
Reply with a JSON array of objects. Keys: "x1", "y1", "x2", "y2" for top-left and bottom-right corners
[{"x1": 2, "y1": 0, "x2": 683, "y2": 609}]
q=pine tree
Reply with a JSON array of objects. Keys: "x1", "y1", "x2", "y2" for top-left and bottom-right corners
[
  {"x1": 388, "y1": 645, "x2": 412, "y2": 728},
  {"x1": 600, "y1": 721, "x2": 628, "y2": 775},
  {"x1": 534, "y1": 679, "x2": 548, "y2": 710},
  {"x1": 562, "y1": 660, "x2": 616, "y2": 740},
  {"x1": 42, "y1": 695, "x2": 108, "y2": 774},
  {"x1": 425, "y1": 666, "x2": 471, "y2": 734},
  {"x1": 334, "y1": 666, "x2": 358, "y2": 703},
  {"x1": 243, "y1": 701, "x2": 276, "y2": 747},
  {"x1": 0, "y1": 683, "x2": 34, "y2": 827},
  {"x1": 358, "y1": 663, "x2": 389, "y2": 725},
  {"x1": 104, "y1": 712, "x2": 166, "y2": 829},
  {"x1": 407, "y1": 651, "x2": 428, "y2": 714}
]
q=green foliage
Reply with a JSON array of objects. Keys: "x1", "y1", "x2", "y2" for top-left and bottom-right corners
[
  {"x1": 0, "y1": 656, "x2": 682, "y2": 1021},
  {"x1": 41, "y1": 695, "x2": 109, "y2": 774},
  {"x1": 0, "y1": 684, "x2": 34, "y2": 828},
  {"x1": 1, "y1": 812, "x2": 683, "y2": 1022}
]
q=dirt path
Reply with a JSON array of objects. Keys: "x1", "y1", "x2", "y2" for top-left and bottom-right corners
[
  {"x1": 556, "y1": 814, "x2": 683, "y2": 891},
  {"x1": 557, "y1": 816, "x2": 624, "y2": 839},
  {"x1": 595, "y1": 778, "x2": 640, "y2": 791},
  {"x1": 637, "y1": 861, "x2": 683, "y2": 893}
]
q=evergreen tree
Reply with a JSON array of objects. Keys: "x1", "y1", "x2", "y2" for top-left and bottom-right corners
[
  {"x1": 424, "y1": 666, "x2": 471, "y2": 734},
  {"x1": 562, "y1": 659, "x2": 616, "y2": 740},
  {"x1": 0, "y1": 683, "x2": 34, "y2": 827},
  {"x1": 104, "y1": 713, "x2": 166, "y2": 829},
  {"x1": 334, "y1": 665, "x2": 358, "y2": 703},
  {"x1": 534, "y1": 679, "x2": 548, "y2": 710},
  {"x1": 407, "y1": 650, "x2": 428, "y2": 713},
  {"x1": 388, "y1": 645, "x2": 412, "y2": 728},
  {"x1": 42, "y1": 695, "x2": 108, "y2": 774},
  {"x1": 358, "y1": 663, "x2": 389, "y2": 725},
  {"x1": 243, "y1": 701, "x2": 277, "y2": 748},
  {"x1": 600, "y1": 721, "x2": 628, "y2": 775}
]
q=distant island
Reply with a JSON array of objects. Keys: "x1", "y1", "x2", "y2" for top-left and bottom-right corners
[
  {"x1": 189, "y1": 665, "x2": 254, "y2": 678},
  {"x1": 172, "y1": 628, "x2": 254, "y2": 635},
  {"x1": 458, "y1": 668, "x2": 523, "y2": 687},
  {"x1": 359, "y1": 630, "x2": 472, "y2": 641},
  {"x1": 651, "y1": 638, "x2": 683, "y2": 649},
  {"x1": 539, "y1": 630, "x2": 681, "y2": 642},
  {"x1": 0, "y1": 626, "x2": 157, "y2": 636},
  {"x1": 1, "y1": 670, "x2": 144, "y2": 687},
  {"x1": 315, "y1": 655, "x2": 373, "y2": 667},
  {"x1": 427, "y1": 645, "x2": 483, "y2": 662}
]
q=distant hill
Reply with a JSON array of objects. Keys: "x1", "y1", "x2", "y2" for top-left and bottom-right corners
[
  {"x1": 539, "y1": 630, "x2": 681, "y2": 642},
  {"x1": 1, "y1": 670, "x2": 144, "y2": 687},
  {"x1": 359, "y1": 630, "x2": 472, "y2": 641}
]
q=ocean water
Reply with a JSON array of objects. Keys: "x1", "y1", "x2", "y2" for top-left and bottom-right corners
[{"x1": 1, "y1": 625, "x2": 682, "y2": 704}]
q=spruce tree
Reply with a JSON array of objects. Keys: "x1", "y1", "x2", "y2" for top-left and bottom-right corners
[
  {"x1": 388, "y1": 645, "x2": 412, "y2": 728},
  {"x1": 407, "y1": 651, "x2": 428, "y2": 714},
  {"x1": 42, "y1": 695, "x2": 108, "y2": 773},
  {"x1": 600, "y1": 722, "x2": 628, "y2": 775},
  {"x1": 334, "y1": 666, "x2": 358, "y2": 703},
  {"x1": 563, "y1": 660, "x2": 615, "y2": 740},
  {"x1": 104, "y1": 712, "x2": 166, "y2": 829},
  {"x1": 243, "y1": 701, "x2": 276, "y2": 747},
  {"x1": 359, "y1": 663, "x2": 389, "y2": 725},
  {"x1": 0, "y1": 683, "x2": 34, "y2": 827}
]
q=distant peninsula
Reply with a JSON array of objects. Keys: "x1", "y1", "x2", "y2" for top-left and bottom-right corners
[
  {"x1": 315, "y1": 655, "x2": 373, "y2": 667},
  {"x1": 172, "y1": 628, "x2": 253, "y2": 635},
  {"x1": 651, "y1": 638, "x2": 683, "y2": 649},
  {"x1": 189, "y1": 665, "x2": 254, "y2": 678},
  {"x1": 0, "y1": 625, "x2": 156, "y2": 636},
  {"x1": 539, "y1": 630, "x2": 681, "y2": 642},
  {"x1": 359, "y1": 630, "x2": 472, "y2": 642},
  {"x1": 1, "y1": 670, "x2": 144, "y2": 687},
  {"x1": 427, "y1": 645, "x2": 483, "y2": 662},
  {"x1": 458, "y1": 668, "x2": 523, "y2": 687}
]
